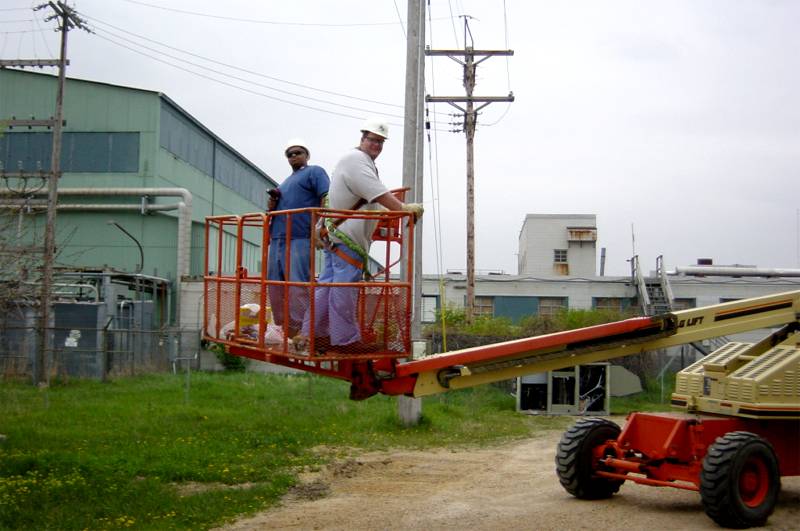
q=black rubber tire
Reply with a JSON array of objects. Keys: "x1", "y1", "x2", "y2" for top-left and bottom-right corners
[
  {"x1": 700, "y1": 431, "x2": 781, "y2": 529},
  {"x1": 555, "y1": 417, "x2": 624, "y2": 499}
]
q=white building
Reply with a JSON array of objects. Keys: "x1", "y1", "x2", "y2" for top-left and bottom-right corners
[
  {"x1": 517, "y1": 214, "x2": 597, "y2": 277},
  {"x1": 421, "y1": 214, "x2": 800, "y2": 325}
]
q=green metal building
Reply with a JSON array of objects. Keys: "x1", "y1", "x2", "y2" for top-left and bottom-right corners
[{"x1": 1, "y1": 68, "x2": 276, "y2": 324}]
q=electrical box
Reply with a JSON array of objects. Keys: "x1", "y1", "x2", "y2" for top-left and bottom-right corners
[{"x1": 516, "y1": 363, "x2": 610, "y2": 415}]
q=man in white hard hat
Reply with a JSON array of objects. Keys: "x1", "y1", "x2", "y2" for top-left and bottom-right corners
[
  {"x1": 268, "y1": 139, "x2": 330, "y2": 339},
  {"x1": 297, "y1": 119, "x2": 423, "y2": 354}
]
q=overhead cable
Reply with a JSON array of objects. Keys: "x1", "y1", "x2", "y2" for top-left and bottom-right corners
[
  {"x1": 90, "y1": 31, "x2": 456, "y2": 132},
  {"x1": 117, "y1": 0, "x2": 415, "y2": 27},
  {"x1": 90, "y1": 25, "x2": 404, "y2": 119},
  {"x1": 84, "y1": 14, "x2": 434, "y2": 113}
]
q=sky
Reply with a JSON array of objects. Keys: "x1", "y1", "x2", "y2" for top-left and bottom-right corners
[{"x1": 2, "y1": 0, "x2": 799, "y2": 276}]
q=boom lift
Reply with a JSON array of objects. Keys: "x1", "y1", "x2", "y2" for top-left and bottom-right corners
[{"x1": 204, "y1": 206, "x2": 800, "y2": 528}]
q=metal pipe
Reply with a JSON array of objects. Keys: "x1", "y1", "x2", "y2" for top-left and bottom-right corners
[
  {"x1": 0, "y1": 187, "x2": 192, "y2": 277},
  {"x1": 671, "y1": 266, "x2": 800, "y2": 278},
  {"x1": 0, "y1": 187, "x2": 193, "y2": 324},
  {"x1": 22, "y1": 281, "x2": 99, "y2": 302},
  {"x1": 108, "y1": 220, "x2": 144, "y2": 274}
]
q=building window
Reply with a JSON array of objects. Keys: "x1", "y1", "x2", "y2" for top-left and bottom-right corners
[
  {"x1": 474, "y1": 296, "x2": 494, "y2": 318},
  {"x1": 0, "y1": 131, "x2": 140, "y2": 173},
  {"x1": 421, "y1": 295, "x2": 438, "y2": 323},
  {"x1": 671, "y1": 298, "x2": 696, "y2": 310},
  {"x1": 539, "y1": 297, "x2": 567, "y2": 316},
  {"x1": 554, "y1": 249, "x2": 568, "y2": 263},
  {"x1": 594, "y1": 297, "x2": 625, "y2": 312}
]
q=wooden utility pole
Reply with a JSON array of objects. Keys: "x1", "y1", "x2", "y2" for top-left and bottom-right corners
[
  {"x1": 425, "y1": 18, "x2": 513, "y2": 323},
  {"x1": 0, "y1": 2, "x2": 87, "y2": 385}
]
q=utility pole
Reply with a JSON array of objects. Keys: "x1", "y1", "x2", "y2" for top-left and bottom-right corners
[
  {"x1": 0, "y1": 2, "x2": 87, "y2": 385},
  {"x1": 425, "y1": 17, "x2": 513, "y2": 323},
  {"x1": 399, "y1": 0, "x2": 425, "y2": 426}
]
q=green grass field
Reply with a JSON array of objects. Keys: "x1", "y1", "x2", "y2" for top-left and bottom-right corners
[{"x1": 0, "y1": 371, "x2": 669, "y2": 529}]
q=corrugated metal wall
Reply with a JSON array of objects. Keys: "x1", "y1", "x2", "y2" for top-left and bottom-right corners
[{"x1": 1, "y1": 69, "x2": 271, "y2": 300}]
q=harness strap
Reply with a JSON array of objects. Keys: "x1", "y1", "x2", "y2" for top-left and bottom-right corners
[{"x1": 331, "y1": 244, "x2": 364, "y2": 271}]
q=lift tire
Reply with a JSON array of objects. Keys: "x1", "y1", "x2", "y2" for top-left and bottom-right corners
[
  {"x1": 555, "y1": 417, "x2": 623, "y2": 499},
  {"x1": 700, "y1": 431, "x2": 780, "y2": 529}
]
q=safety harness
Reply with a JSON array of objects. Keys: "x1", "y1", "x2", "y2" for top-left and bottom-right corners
[{"x1": 318, "y1": 195, "x2": 373, "y2": 279}]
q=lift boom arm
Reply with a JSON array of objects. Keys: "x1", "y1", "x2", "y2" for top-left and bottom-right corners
[{"x1": 394, "y1": 290, "x2": 800, "y2": 398}]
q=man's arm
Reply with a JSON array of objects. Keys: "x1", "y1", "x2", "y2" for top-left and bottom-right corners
[
  {"x1": 373, "y1": 192, "x2": 424, "y2": 220},
  {"x1": 373, "y1": 191, "x2": 404, "y2": 211}
]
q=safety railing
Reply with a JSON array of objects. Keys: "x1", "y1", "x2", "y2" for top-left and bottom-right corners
[{"x1": 203, "y1": 198, "x2": 415, "y2": 362}]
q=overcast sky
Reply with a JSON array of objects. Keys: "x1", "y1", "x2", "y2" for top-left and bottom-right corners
[{"x1": 3, "y1": 0, "x2": 799, "y2": 276}]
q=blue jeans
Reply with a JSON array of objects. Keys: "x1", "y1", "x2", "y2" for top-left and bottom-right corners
[
  {"x1": 302, "y1": 244, "x2": 362, "y2": 346},
  {"x1": 268, "y1": 238, "x2": 311, "y2": 334}
]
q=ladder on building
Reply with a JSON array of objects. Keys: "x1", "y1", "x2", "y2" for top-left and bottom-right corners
[
  {"x1": 632, "y1": 255, "x2": 727, "y2": 357},
  {"x1": 632, "y1": 255, "x2": 670, "y2": 315}
]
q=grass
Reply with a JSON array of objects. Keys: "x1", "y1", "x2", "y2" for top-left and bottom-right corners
[
  {"x1": 0, "y1": 372, "x2": 578, "y2": 530},
  {"x1": 611, "y1": 376, "x2": 677, "y2": 414}
]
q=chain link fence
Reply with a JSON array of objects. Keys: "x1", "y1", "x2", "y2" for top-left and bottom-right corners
[{"x1": 0, "y1": 320, "x2": 205, "y2": 382}]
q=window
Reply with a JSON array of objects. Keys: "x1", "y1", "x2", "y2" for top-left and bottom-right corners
[
  {"x1": 474, "y1": 296, "x2": 494, "y2": 317},
  {"x1": 421, "y1": 295, "x2": 438, "y2": 323},
  {"x1": 554, "y1": 249, "x2": 568, "y2": 263},
  {"x1": 671, "y1": 298, "x2": 696, "y2": 310},
  {"x1": 594, "y1": 297, "x2": 625, "y2": 312},
  {"x1": 538, "y1": 297, "x2": 567, "y2": 316},
  {"x1": 0, "y1": 132, "x2": 140, "y2": 173}
]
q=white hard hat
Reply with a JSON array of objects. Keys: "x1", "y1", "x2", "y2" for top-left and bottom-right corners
[
  {"x1": 360, "y1": 118, "x2": 389, "y2": 139},
  {"x1": 284, "y1": 138, "x2": 309, "y2": 155}
]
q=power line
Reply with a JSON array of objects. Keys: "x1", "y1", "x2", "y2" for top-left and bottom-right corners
[
  {"x1": 89, "y1": 25, "x2": 405, "y2": 120},
  {"x1": 91, "y1": 30, "x2": 457, "y2": 133},
  {"x1": 84, "y1": 14, "x2": 424, "y2": 113},
  {"x1": 393, "y1": 0, "x2": 406, "y2": 38},
  {"x1": 92, "y1": 31, "x2": 368, "y2": 120},
  {"x1": 116, "y1": 0, "x2": 412, "y2": 27},
  {"x1": 32, "y1": 7, "x2": 55, "y2": 58},
  {"x1": 0, "y1": 28, "x2": 50, "y2": 35}
]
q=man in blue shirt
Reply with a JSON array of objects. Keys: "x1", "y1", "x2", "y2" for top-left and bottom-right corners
[{"x1": 268, "y1": 139, "x2": 330, "y2": 339}]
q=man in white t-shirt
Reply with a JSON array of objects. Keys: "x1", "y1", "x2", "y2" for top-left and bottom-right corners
[{"x1": 298, "y1": 119, "x2": 423, "y2": 353}]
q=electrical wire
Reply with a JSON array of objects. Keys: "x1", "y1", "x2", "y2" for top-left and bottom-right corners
[
  {"x1": 116, "y1": 0, "x2": 412, "y2": 28},
  {"x1": 90, "y1": 24, "x2": 404, "y2": 120},
  {"x1": 91, "y1": 31, "x2": 368, "y2": 120},
  {"x1": 393, "y1": 0, "x2": 406, "y2": 38},
  {"x1": 447, "y1": 0, "x2": 460, "y2": 48},
  {"x1": 32, "y1": 5, "x2": 55, "y2": 58},
  {"x1": 90, "y1": 30, "x2": 455, "y2": 132},
  {"x1": 475, "y1": 0, "x2": 513, "y2": 128},
  {"x1": 83, "y1": 13, "x2": 448, "y2": 117},
  {"x1": 427, "y1": 0, "x2": 450, "y2": 350},
  {"x1": 0, "y1": 28, "x2": 49, "y2": 35}
]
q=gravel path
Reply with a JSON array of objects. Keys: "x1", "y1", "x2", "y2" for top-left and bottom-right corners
[{"x1": 219, "y1": 420, "x2": 800, "y2": 531}]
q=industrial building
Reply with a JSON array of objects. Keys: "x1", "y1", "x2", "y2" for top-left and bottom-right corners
[
  {"x1": 1, "y1": 68, "x2": 276, "y2": 377},
  {"x1": 422, "y1": 214, "x2": 800, "y2": 323}
]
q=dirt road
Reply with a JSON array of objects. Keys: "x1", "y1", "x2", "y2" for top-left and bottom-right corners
[{"x1": 220, "y1": 422, "x2": 800, "y2": 531}]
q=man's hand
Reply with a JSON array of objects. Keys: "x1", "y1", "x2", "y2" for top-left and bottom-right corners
[
  {"x1": 314, "y1": 219, "x2": 330, "y2": 249},
  {"x1": 401, "y1": 202, "x2": 424, "y2": 220},
  {"x1": 267, "y1": 188, "x2": 281, "y2": 211}
]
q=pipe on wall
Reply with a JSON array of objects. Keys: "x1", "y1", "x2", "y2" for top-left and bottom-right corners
[{"x1": 0, "y1": 187, "x2": 193, "y2": 324}]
